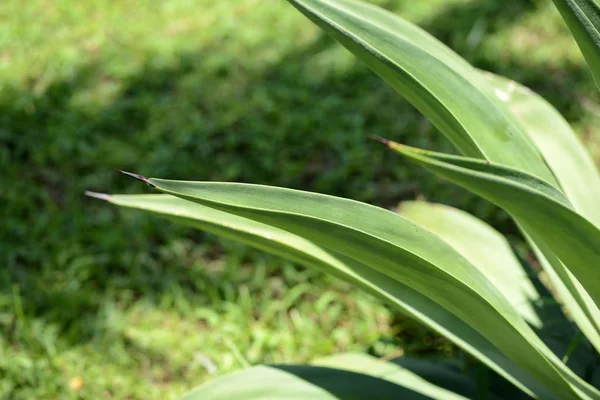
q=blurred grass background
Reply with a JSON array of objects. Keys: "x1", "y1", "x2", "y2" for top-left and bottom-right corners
[{"x1": 2, "y1": 0, "x2": 600, "y2": 398}]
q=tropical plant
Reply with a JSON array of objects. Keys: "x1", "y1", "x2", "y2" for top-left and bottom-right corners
[{"x1": 86, "y1": 0, "x2": 600, "y2": 398}]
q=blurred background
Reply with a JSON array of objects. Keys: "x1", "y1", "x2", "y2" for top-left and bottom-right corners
[{"x1": 2, "y1": 0, "x2": 600, "y2": 398}]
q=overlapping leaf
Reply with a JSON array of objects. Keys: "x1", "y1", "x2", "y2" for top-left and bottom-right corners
[
  {"x1": 313, "y1": 353, "x2": 472, "y2": 400},
  {"x1": 400, "y1": 200, "x2": 600, "y2": 362},
  {"x1": 124, "y1": 177, "x2": 600, "y2": 399},
  {"x1": 399, "y1": 201, "x2": 542, "y2": 328},
  {"x1": 386, "y1": 143, "x2": 600, "y2": 315},
  {"x1": 88, "y1": 1, "x2": 600, "y2": 399},
  {"x1": 527, "y1": 236, "x2": 600, "y2": 353},
  {"x1": 101, "y1": 192, "x2": 554, "y2": 398},
  {"x1": 283, "y1": 0, "x2": 600, "y2": 364},
  {"x1": 286, "y1": 0, "x2": 556, "y2": 184},
  {"x1": 180, "y1": 364, "x2": 427, "y2": 399},
  {"x1": 483, "y1": 73, "x2": 600, "y2": 228},
  {"x1": 482, "y1": 74, "x2": 600, "y2": 352}
]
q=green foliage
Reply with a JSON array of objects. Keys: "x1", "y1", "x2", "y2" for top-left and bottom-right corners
[
  {"x1": 6, "y1": 0, "x2": 600, "y2": 398},
  {"x1": 551, "y1": 0, "x2": 600, "y2": 91},
  {"x1": 90, "y1": 0, "x2": 600, "y2": 398}
]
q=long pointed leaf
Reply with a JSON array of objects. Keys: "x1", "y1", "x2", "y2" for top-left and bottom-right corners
[
  {"x1": 103, "y1": 193, "x2": 558, "y2": 399},
  {"x1": 483, "y1": 72, "x2": 600, "y2": 228},
  {"x1": 482, "y1": 73, "x2": 600, "y2": 351},
  {"x1": 385, "y1": 143, "x2": 600, "y2": 315},
  {"x1": 385, "y1": 143, "x2": 600, "y2": 392},
  {"x1": 142, "y1": 178, "x2": 593, "y2": 399},
  {"x1": 287, "y1": 0, "x2": 557, "y2": 184},
  {"x1": 401, "y1": 199, "x2": 600, "y2": 358}
]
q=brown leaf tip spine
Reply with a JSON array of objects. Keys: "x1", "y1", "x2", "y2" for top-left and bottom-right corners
[
  {"x1": 85, "y1": 191, "x2": 112, "y2": 201},
  {"x1": 118, "y1": 170, "x2": 156, "y2": 187},
  {"x1": 368, "y1": 134, "x2": 391, "y2": 146}
]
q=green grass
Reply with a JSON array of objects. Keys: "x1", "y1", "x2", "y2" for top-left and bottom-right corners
[{"x1": 2, "y1": 0, "x2": 600, "y2": 398}]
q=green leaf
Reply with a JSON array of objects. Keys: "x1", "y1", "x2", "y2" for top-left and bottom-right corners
[
  {"x1": 387, "y1": 141, "x2": 600, "y2": 366},
  {"x1": 141, "y1": 178, "x2": 595, "y2": 399},
  {"x1": 563, "y1": 334, "x2": 586, "y2": 364},
  {"x1": 385, "y1": 143, "x2": 600, "y2": 322},
  {"x1": 286, "y1": 0, "x2": 556, "y2": 184},
  {"x1": 103, "y1": 193, "x2": 557, "y2": 399},
  {"x1": 400, "y1": 199, "x2": 600, "y2": 357},
  {"x1": 313, "y1": 353, "x2": 473, "y2": 400},
  {"x1": 551, "y1": 0, "x2": 600, "y2": 91},
  {"x1": 180, "y1": 364, "x2": 431, "y2": 399},
  {"x1": 388, "y1": 357, "x2": 531, "y2": 400},
  {"x1": 284, "y1": 0, "x2": 600, "y2": 362},
  {"x1": 528, "y1": 236, "x2": 600, "y2": 354},
  {"x1": 399, "y1": 201, "x2": 542, "y2": 328},
  {"x1": 482, "y1": 72, "x2": 600, "y2": 229},
  {"x1": 482, "y1": 73, "x2": 600, "y2": 353}
]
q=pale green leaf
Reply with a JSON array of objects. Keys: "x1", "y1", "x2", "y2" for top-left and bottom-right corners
[
  {"x1": 385, "y1": 143, "x2": 600, "y2": 318},
  {"x1": 400, "y1": 199, "x2": 600, "y2": 357},
  {"x1": 399, "y1": 201, "x2": 542, "y2": 328},
  {"x1": 385, "y1": 142, "x2": 600, "y2": 397},
  {"x1": 483, "y1": 72, "x2": 600, "y2": 228},
  {"x1": 482, "y1": 73, "x2": 600, "y2": 352},
  {"x1": 529, "y1": 236, "x2": 600, "y2": 354},
  {"x1": 104, "y1": 193, "x2": 554, "y2": 398},
  {"x1": 180, "y1": 364, "x2": 429, "y2": 399},
  {"x1": 142, "y1": 178, "x2": 594, "y2": 399}
]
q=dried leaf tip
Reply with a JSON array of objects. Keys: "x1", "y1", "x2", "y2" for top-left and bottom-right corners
[
  {"x1": 85, "y1": 191, "x2": 112, "y2": 201},
  {"x1": 118, "y1": 170, "x2": 156, "y2": 187},
  {"x1": 368, "y1": 134, "x2": 391, "y2": 146}
]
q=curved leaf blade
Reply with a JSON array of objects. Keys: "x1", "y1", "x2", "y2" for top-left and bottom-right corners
[
  {"x1": 103, "y1": 193, "x2": 557, "y2": 399},
  {"x1": 399, "y1": 201, "x2": 542, "y2": 328},
  {"x1": 483, "y1": 72, "x2": 600, "y2": 229},
  {"x1": 143, "y1": 177, "x2": 589, "y2": 399},
  {"x1": 482, "y1": 74, "x2": 600, "y2": 351},
  {"x1": 551, "y1": 0, "x2": 600, "y2": 91},
  {"x1": 180, "y1": 364, "x2": 430, "y2": 399},
  {"x1": 528, "y1": 235, "x2": 600, "y2": 354},
  {"x1": 313, "y1": 353, "x2": 471, "y2": 400},
  {"x1": 401, "y1": 199, "x2": 600, "y2": 357},
  {"x1": 385, "y1": 142, "x2": 600, "y2": 316},
  {"x1": 287, "y1": 0, "x2": 556, "y2": 184}
]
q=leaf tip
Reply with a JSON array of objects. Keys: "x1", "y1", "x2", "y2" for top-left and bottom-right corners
[
  {"x1": 118, "y1": 170, "x2": 156, "y2": 187},
  {"x1": 368, "y1": 134, "x2": 392, "y2": 146},
  {"x1": 85, "y1": 191, "x2": 112, "y2": 201}
]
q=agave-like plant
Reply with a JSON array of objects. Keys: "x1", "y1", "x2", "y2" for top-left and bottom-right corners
[{"x1": 88, "y1": 0, "x2": 600, "y2": 398}]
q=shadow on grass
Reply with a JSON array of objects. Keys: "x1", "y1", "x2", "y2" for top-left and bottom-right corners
[{"x1": 0, "y1": 0, "x2": 597, "y2": 365}]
